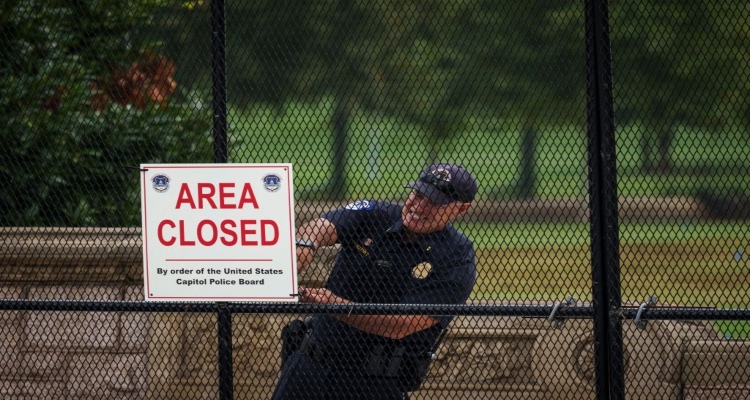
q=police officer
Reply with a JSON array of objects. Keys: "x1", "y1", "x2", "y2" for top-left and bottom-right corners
[{"x1": 272, "y1": 164, "x2": 478, "y2": 400}]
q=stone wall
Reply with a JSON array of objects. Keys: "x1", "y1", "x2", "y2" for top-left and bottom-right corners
[{"x1": 1, "y1": 228, "x2": 748, "y2": 399}]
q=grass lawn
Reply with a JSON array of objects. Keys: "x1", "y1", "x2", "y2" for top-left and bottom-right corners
[{"x1": 459, "y1": 220, "x2": 750, "y2": 338}]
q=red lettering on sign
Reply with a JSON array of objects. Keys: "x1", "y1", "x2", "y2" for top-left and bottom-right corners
[
  {"x1": 158, "y1": 219, "x2": 176, "y2": 245},
  {"x1": 220, "y1": 220, "x2": 238, "y2": 245},
  {"x1": 238, "y1": 183, "x2": 259, "y2": 209},
  {"x1": 155, "y1": 219, "x2": 281, "y2": 247},
  {"x1": 175, "y1": 183, "x2": 259, "y2": 209},
  {"x1": 261, "y1": 220, "x2": 279, "y2": 245},
  {"x1": 197, "y1": 220, "x2": 218, "y2": 246},
  {"x1": 240, "y1": 219, "x2": 258, "y2": 245},
  {"x1": 219, "y1": 183, "x2": 236, "y2": 209},
  {"x1": 175, "y1": 183, "x2": 196, "y2": 209},
  {"x1": 198, "y1": 183, "x2": 217, "y2": 209},
  {"x1": 179, "y1": 220, "x2": 196, "y2": 245}
]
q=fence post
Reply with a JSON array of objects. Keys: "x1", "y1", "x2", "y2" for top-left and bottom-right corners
[
  {"x1": 211, "y1": 0, "x2": 228, "y2": 164},
  {"x1": 211, "y1": 0, "x2": 231, "y2": 396},
  {"x1": 585, "y1": 1, "x2": 625, "y2": 400},
  {"x1": 217, "y1": 302, "x2": 234, "y2": 400}
]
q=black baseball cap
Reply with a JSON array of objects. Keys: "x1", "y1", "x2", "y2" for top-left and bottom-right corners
[{"x1": 405, "y1": 163, "x2": 478, "y2": 204}]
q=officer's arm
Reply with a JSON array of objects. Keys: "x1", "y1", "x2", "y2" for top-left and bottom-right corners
[
  {"x1": 299, "y1": 288, "x2": 439, "y2": 340},
  {"x1": 335, "y1": 313, "x2": 439, "y2": 340},
  {"x1": 296, "y1": 218, "x2": 337, "y2": 274}
]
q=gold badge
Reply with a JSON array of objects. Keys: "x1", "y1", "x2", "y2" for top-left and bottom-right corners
[{"x1": 412, "y1": 262, "x2": 432, "y2": 279}]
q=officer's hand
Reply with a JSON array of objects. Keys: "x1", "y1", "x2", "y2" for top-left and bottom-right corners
[{"x1": 299, "y1": 287, "x2": 349, "y2": 304}]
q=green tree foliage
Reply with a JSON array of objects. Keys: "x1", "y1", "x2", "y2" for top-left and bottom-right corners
[
  {"x1": 611, "y1": 1, "x2": 749, "y2": 174},
  {"x1": 147, "y1": 1, "x2": 749, "y2": 197},
  {"x1": 218, "y1": 0, "x2": 584, "y2": 199},
  {"x1": 376, "y1": 1, "x2": 584, "y2": 197},
  {"x1": 0, "y1": 0, "x2": 212, "y2": 226}
]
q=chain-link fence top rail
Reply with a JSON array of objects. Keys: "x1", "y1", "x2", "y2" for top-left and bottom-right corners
[{"x1": 1, "y1": 0, "x2": 749, "y2": 400}]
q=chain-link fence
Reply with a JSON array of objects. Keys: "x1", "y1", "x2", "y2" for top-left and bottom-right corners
[{"x1": 1, "y1": 0, "x2": 749, "y2": 399}]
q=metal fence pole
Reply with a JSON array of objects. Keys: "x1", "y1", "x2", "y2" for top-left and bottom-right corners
[
  {"x1": 585, "y1": 1, "x2": 625, "y2": 400},
  {"x1": 211, "y1": 0, "x2": 228, "y2": 164},
  {"x1": 211, "y1": 0, "x2": 231, "y2": 398},
  {"x1": 218, "y1": 302, "x2": 234, "y2": 400}
]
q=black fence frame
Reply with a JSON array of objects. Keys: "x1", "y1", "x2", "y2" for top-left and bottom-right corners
[{"x1": 2, "y1": 1, "x2": 749, "y2": 400}]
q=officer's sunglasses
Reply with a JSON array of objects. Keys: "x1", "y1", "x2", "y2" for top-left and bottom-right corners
[{"x1": 418, "y1": 172, "x2": 470, "y2": 203}]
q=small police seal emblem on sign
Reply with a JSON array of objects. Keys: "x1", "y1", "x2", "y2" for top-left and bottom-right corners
[
  {"x1": 263, "y1": 174, "x2": 282, "y2": 192},
  {"x1": 151, "y1": 174, "x2": 170, "y2": 193}
]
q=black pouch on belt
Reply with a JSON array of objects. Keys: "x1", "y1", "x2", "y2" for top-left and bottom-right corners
[
  {"x1": 280, "y1": 319, "x2": 308, "y2": 365},
  {"x1": 398, "y1": 327, "x2": 449, "y2": 392},
  {"x1": 397, "y1": 351, "x2": 436, "y2": 392},
  {"x1": 361, "y1": 345, "x2": 434, "y2": 392}
]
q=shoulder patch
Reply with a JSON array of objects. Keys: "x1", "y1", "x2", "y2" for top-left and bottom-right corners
[{"x1": 344, "y1": 200, "x2": 373, "y2": 211}]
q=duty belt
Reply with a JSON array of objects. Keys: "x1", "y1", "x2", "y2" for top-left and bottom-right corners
[{"x1": 299, "y1": 335, "x2": 407, "y2": 377}]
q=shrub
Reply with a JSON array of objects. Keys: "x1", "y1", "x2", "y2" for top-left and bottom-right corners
[{"x1": 0, "y1": 0, "x2": 212, "y2": 226}]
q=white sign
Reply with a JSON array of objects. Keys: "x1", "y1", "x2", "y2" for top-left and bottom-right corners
[{"x1": 140, "y1": 164, "x2": 298, "y2": 302}]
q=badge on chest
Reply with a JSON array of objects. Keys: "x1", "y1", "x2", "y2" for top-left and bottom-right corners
[{"x1": 411, "y1": 262, "x2": 433, "y2": 279}]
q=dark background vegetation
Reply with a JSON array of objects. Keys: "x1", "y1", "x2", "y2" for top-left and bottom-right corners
[{"x1": 2, "y1": 0, "x2": 748, "y2": 225}]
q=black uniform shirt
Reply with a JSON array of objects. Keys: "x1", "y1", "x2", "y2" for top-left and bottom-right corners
[{"x1": 309, "y1": 200, "x2": 476, "y2": 357}]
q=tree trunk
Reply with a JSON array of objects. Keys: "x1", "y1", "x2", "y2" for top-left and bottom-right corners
[
  {"x1": 656, "y1": 124, "x2": 674, "y2": 174},
  {"x1": 642, "y1": 123, "x2": 673, "y2": 174},
  {"x1": 641, "y1": 127, "x2": 655, "y2": 173},
  {"x1": 328, "y1": 97, "x2": 349, "y2": 200},
  {"x1": 517, "y1": 125, "x2": 537, "y2": 199}
]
